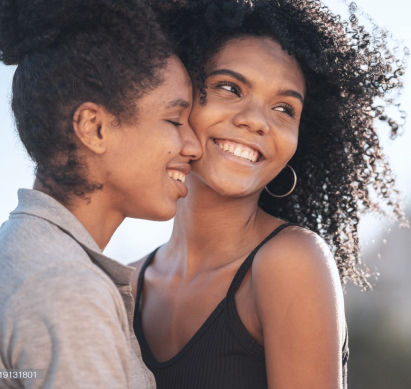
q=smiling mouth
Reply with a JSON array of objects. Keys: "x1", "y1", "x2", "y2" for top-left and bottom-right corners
[
  {"x1": 213, "y1": 138, "x2": 262, "y2": 163},
  {"x1": 167, "y1": 169, "x2": 186, "y2": 183}
]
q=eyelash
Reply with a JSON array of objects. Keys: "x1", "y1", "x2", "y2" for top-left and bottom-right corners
[
  {"x1": 167, "y1": 120, "x2": 183, "y2": 127},
  {"x1": 273, "y1": 103, "x2": 295, "y2": 118},
  {"x1": 215, "y1": 81, "x2": 295, "y2": 118},
  {"x1": 215, "y1": 81, "x2": 242, "y2": 97}
]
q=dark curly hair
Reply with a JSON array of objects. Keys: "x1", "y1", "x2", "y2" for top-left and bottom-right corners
[
  {"x1": 0, "y1": 0, "x2": 172, "y2": 204},
  {"x1": 152, "y1": 0, "x2": 408, "y2": 288}
]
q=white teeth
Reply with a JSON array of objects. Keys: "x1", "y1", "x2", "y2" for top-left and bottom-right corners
[
  {"x1": 167, "y1": 170, "x2": 186, "y2": 183},
  {"x1": 234, "y1": 145, "x2": 241, "y2": 156},
  {"x1": 215, "y1": 140, "x2": 259, "y2": 162}
]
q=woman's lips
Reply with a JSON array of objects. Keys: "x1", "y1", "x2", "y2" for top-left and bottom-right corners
[
  {"x1": 213, "y1": 138, "x2": 263, "y2": 162},
  {"x1": 166, "y1": 163, "x2": 191, "y2": 197},
  {"x1": 167, "y1": 169, "x2": 186, "y2": 183}
]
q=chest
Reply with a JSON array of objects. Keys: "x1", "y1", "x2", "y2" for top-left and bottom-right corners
[{"x1": 139, "y1": 265, "x2": 262, "y2": 363}]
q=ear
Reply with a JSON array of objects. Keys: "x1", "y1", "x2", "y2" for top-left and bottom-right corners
[{"x1": 72, "y1": 102, "x2": 111, "y2": 154}]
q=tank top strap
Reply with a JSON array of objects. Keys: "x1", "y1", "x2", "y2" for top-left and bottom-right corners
[
  {"x1": 136, "y1": 247, "x2": 160, "y2": 308},
  {"x1": 226, "y1": 222, "x2": 299, "y2": 298}
]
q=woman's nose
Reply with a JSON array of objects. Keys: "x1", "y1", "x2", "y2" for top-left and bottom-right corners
[
  {"x1": 179, "y1": 122, "x2": 202, "y2": 161},
  {"x1": 232, "y1": 102, "x2": 270, "y2": 136}
]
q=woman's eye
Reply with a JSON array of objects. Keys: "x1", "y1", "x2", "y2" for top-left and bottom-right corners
[
  {"x1": 167, "y1": 120, "x2": 183, "y2": 127},
  {"x1": 216, "y1": 82, "x2": 242, "y2": 97},
  {"x1": 273, "y1": 104, "x2": 295, "y2": 117}
]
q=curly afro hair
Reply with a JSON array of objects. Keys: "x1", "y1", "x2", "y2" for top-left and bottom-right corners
[
  {"x1": 152, "y1": 0, "x2": 408, "y2": 288},
  {"x1": 0, "y1": 0, "x2": 172, "y2": 204}
]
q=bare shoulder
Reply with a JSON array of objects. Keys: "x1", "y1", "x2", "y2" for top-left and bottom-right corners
[
  {"x1": 253, "y1": 225, "x2": 340, "y2": 290},
  {"x1": 251, "y1": 224, "x2": 345, "y2": 342},
  {"x1": 251, "y1": 225, "x2": 346, "y2": 386},
  {"x1": 128, "y1": 255, "x2": 150, "y2": 300}
]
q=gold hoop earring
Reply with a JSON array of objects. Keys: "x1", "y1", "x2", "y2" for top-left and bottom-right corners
[{"x1": 264, "y1": 165, "x2": 297, "y2": 198}]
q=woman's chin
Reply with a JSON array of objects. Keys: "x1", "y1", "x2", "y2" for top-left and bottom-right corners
[
  {"x1": 127, "y1": 203, "x2": 177, "y2": 222},
  {"x1": 206, "y1": 179, "x2": 261, "y2": 199}
]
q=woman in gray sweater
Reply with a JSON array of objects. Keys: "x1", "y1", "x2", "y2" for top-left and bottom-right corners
[{"x1": 0, "y1": 0, "x2": 200, "y2": 387}]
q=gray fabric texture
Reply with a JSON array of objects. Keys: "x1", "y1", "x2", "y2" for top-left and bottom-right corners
[{"x1": 0, "y1": 189, "x2": 155, "y2": 389}]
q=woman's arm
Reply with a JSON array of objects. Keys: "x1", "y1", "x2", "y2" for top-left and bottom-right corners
[{"x1": 251, "y1": 226, "x2": 345, "y2": 389}]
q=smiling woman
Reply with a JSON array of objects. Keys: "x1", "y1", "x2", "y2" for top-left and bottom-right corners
[
  {"x1": 0, "y1": 0, "x2": 201, "y2": 246},
  {"x1": 0, "y1": 0, "x2": 201, "y2": 387},
  {"x1": 189, "y1": 36, "x2": 305, "y2": 197},
  {"x1": 101, "y1": 56, "x2": 198, "y2": 222},
  {"x1": 131, "y1": 0, "x2": 407, "y2": 389}
]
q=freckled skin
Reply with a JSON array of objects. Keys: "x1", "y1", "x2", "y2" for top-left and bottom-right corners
[
  {"x1": 62, "y1": 56, "x2": 202, "y2": 249},
  {"x1": 96, "y1": 56, "x2": 201, "y2": 223}
]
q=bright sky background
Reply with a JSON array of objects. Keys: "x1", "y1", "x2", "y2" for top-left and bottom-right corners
[{"x1": 1, "y1": 0, "x2": 410, "y2": 264}]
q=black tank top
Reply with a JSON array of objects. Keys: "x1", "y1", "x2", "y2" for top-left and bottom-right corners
[{"x1": 134, "y1": 223, "x2": 349, "y2": 388}]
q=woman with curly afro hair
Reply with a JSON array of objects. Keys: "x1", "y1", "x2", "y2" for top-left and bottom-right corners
[
  {"x1": 132, "y1": 0, "x2": 407, "y2": 388},
  {"x1": 0, "y1": 0, "x2": 201, "y2": 387}
]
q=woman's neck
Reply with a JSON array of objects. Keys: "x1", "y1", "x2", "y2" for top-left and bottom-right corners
[
  {"x1": 68, "y1": 193, "x2": 124, "y2": 251},
  {"x1": 166, "y1": 176, "x2": 274, "y2": 276},
  {"x1": 33, "y1": 178, "x2": 124, "y2": 250}
]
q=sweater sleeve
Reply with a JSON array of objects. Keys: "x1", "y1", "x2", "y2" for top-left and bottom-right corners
[{"x1": 1, "y1": 262, "x2": 132, "y2": 389}]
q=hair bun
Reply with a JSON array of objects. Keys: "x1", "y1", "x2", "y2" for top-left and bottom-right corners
[
  {"x1": 0, "y1": 0, "x2": 58, "y2": 64},
  {"x1": 0, "y1": 0, "x2": 136, "y2": 65},
  {"x1": 0, "y1": 0, "x2": 21, "y2": 64}
]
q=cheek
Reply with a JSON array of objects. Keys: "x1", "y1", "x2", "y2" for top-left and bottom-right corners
[
  {"x1": 143, "y1": 125, "x2": 182, "y2": 158},
  {"x1": 189, "y1": 102, "x2": 226, "y2": 144},
  {"x1": 290, "y1": 130, "x2": 299, "y2": 154},
  {"x1": 189, "y1": 106, "x2": 208, "y2": 141},
  {"x1": 280, "y1": 126, "x2": 299, "y2": 157}
]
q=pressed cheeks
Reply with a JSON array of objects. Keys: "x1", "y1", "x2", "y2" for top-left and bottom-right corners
[
  {"x1": 102, "y1": 55, "x2": 201, "y2": 220},
  {"x1": 188, "y1": 36, "x2": 305, "y2": 197}
]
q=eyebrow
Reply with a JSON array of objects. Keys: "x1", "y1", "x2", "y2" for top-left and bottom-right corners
[
  {"x1": 166, "y1": 98, "x2": 190, "y2": 109},
  {"x1": 277, "y1": 89, "x2": 305, "y2": 104},
  {"x1": 207, "y1": 69, "x2": 251, "y2": 87},
  {"x1": 207, "y1": 68, "x2": 305, "y2": 104}
]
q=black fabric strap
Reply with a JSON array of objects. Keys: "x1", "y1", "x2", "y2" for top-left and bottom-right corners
[{"x1": 226, "y1": 222, "x2": 300, "y2": 297}]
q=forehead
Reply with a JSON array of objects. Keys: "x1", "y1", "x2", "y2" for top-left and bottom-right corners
[
  {"x1": 159, "y1": 56, "x2": 192, "y2": 96},
  {"x1": 208, "y1": 36, "x2": 305, "y2": 94},
  {"x1": 163, "y1": 56, "x2": 192, "y2": 87},
  {"x1": 139, "y1": 56, "x2": 193, "y2": 109}
]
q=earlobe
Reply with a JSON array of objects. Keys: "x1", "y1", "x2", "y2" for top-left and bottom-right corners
[{"x1": 72, "y1": 102, "x2": 107, "y2": 154}]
